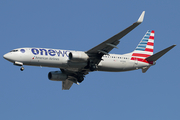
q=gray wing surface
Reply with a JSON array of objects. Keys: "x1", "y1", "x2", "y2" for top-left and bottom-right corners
[
  {"x1": 62, "y1": 79, "x2": 74, "y2": 90},
  {"x1": 60, "y1": 69, "x2": 86, "y2": 90},
  {"x1": 86, "y1": 11, "x2": 145, "y2": 55}
]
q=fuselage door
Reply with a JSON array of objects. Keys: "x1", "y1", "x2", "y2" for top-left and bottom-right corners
[{"x1": 134, "y1": 57, "x2": 138, "y2": 68}]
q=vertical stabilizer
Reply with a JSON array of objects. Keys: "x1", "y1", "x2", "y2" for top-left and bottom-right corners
[{"x1": 132, "y1": 30, "x2": 155, "y2": 59}]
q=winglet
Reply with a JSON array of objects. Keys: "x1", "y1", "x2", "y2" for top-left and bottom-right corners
[{"x1": 137, "y1": 11, "x2": 145, "y2": 23}]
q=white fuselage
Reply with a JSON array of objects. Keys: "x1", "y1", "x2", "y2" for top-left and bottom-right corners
[{"x1": 3, "y1": 47, "x2": 152, "y2": 72}]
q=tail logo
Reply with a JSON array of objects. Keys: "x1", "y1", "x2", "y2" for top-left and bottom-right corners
[{"x1": 131, "y1": 30, "x2": 155, "y2": 64}]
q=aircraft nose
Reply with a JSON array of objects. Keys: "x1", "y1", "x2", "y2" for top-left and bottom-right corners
[
  {"x1": 3, "y1": 53, "x2": 8, "y2": 59},
  {"x1": 3, "y1": 53, "x2": 13, "y2": 62}
]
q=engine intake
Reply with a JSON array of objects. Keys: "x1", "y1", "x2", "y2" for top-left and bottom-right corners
[
  {"x1": 48, "y1": 71, "x2": 68, "y2": 81},
  {"x1": 69, "y1": 51, "x2": 89, "y2": 62}
]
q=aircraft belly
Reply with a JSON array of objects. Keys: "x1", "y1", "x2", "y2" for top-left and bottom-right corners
[
  {"x1": 98, "y1": 59, "x2": 134, "y2": 72},
  {"x1": 137, "y1": 62, "x2": 151, "y2": 68},
  {"x1": 68, "y1": 62, "x2": 87, "y2": 68}
]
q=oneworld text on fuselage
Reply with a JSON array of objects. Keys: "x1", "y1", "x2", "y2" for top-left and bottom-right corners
[{"x1": 31, "y1": 48, "x2": 69, "y2": 57}]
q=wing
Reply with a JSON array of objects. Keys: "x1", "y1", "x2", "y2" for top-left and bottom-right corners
[
  {"x1": 62, "y1": 79, "x2": 74, "y2": 90},
  {"x1": 61, "y1": 70, "x2": 84, "y2": 90},
  {"x1": 86, "y1": 11, "x2": 145, "y2": 55}
]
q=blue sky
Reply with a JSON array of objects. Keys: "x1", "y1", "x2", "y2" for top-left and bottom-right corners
[{"x1": 1, "y1": 1, "x2": 180, "y2": 120}]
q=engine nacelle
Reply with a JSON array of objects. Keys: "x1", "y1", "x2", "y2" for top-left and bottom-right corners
[
  {"x1": 48, "y1": 71, "x2": 68, "y2": 81},
  {"x1": 69, "y1": 51, "x2": 89, "y2": 62}
]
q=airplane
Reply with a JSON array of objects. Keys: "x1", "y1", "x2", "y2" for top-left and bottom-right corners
[{"x1": 3, "y1": 11, "x2": 176, "y2": 90}]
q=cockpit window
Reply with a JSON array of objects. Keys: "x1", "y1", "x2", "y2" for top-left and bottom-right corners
[{"x1": 10, "y1": 50, "x2": 18, "y2": 52}]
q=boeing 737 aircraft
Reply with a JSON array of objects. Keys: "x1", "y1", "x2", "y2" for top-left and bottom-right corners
[{"x1": 3, "y1": 11, "x2": 176, "y2": 90}]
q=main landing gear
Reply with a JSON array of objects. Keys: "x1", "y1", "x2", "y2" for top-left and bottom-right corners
[
  {"x1": 90, "y1": 65, "x2": 96, "y2": 71},
  {"x1": 87, "y1": 60, "x2": 97, "y2": 71},
  {"x1": 77, "y1": 76, "x2": 84, "y2": 83}
]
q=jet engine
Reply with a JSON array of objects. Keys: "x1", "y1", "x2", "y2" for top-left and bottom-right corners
[
  {"x1": 48, "y1": 71, "x2": 68, "y2": 81},
  {"x1": 69, "y1": 51, "x2": 89, "y2": 62}
]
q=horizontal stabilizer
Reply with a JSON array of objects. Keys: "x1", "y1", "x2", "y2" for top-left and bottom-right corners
[
  {"x1": 146, "y1": 45, "x2": 176, "y2": 61},
  {"x1": 142, "y1": 66, "x2": 150, "y2": 73}
]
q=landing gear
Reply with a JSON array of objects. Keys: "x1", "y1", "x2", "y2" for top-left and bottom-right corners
[
  {"x1": 77, "y1": 76, "x2": 84, "y2": 83},
  {"x1": 13, "y1": 61, "x2": 24, "y2": 71},
  {"x1": 87, "y1": 60, "x2": 97, "y2": 71},
  {"x1": 90, "y1": 65, "x2": 96, "y2": 71},
  {"x1": 20, "y1": 66, "x2": 24, "y2": 71}
]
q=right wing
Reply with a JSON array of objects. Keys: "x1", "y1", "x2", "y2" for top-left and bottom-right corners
[{"x1": 86, "y1": 11, "x2": 145, "y2": 55}]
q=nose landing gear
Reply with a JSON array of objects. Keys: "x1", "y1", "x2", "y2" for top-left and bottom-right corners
[
  {"x1": 13, "y1": 61, "x2": 24, "y2": 71},
  {"x1": 20, "y1": 66, "x2": 24, "y2": 71}
]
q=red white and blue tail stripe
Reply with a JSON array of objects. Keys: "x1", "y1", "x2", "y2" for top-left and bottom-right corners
[{"x1": 131, "y1": 30, "x2": 155, "y2": 64}]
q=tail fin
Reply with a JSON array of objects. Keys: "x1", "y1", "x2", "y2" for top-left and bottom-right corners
[
  {"x1": 132, "y1": 30, "x2": 155, "y2": 59},
  {"x1": 130, "y1": 30, "x2": 176, "y2": 73}
]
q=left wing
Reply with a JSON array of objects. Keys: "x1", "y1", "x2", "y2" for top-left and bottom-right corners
[
  {"x1": 86, "y1": 11, "x2": 145, "y2": 55},
  {"x1": 62, "y1": 79, "x2": 74, "y2": 90},
  {"x1": 61, "y1": 71, "x2": 83, "y2": 90}
]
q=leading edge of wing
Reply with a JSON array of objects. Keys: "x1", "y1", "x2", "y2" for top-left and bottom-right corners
[{"x1": 86, "y1": 11, "x2": 145, "y2": 54}]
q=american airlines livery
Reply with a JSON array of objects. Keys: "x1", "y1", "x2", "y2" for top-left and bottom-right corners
[{"x1": 3, "y1": 11, "x2": 176, "y2": 90}]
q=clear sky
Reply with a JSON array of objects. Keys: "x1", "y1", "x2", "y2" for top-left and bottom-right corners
[{"x1": 1, "y1": 1, "x2": 180, "y2": 120}]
